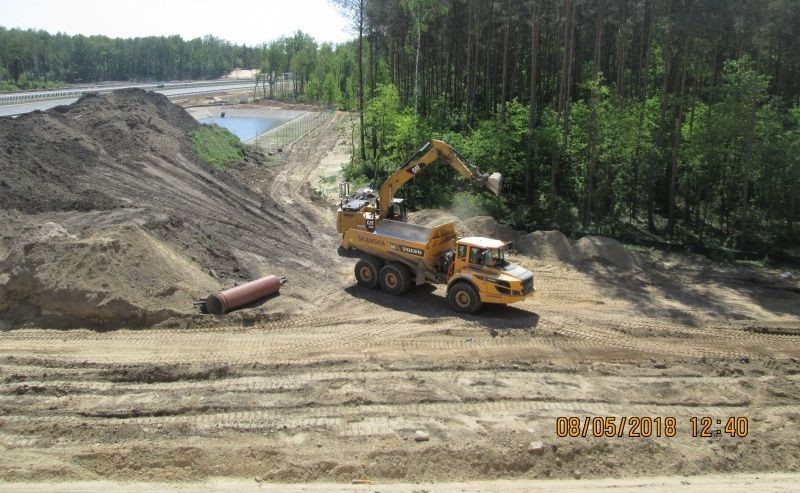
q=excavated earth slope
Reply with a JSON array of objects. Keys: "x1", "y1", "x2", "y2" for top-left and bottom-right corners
[{"x1": 0, "y1": 90, "x2": 324, "y2": 329}]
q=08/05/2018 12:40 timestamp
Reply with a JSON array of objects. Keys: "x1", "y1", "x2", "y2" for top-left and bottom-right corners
[{"x1": 555, "y1": 416, "x2": 749, "y2": 438}]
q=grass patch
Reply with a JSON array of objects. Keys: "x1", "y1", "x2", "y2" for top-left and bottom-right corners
[
  {"x1": 735, "y1": 257, "x2": 769, "y2": 269},
  {"x1": 0, "y1": 79, "x2": 66, "y2": 92},
  {"x1": 191, "y1": 124, "x2": 244, "y2": 170},
  {"x1": 622, "y1": 243, "x2": 656, "y2": 255}
]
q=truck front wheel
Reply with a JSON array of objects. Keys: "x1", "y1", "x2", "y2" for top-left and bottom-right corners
[
  {"x1": 355, "y1": 257, "x2": 382, "y2": 288},
  {"x1": 448, "y1": 282, "x2": 482, "y2": 313},
  {"x1": 379, "y1": 263, "x2": 412, "y2": 295}
]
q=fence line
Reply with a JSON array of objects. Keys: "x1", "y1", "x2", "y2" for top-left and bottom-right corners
[{"x1": 249, "y1": 111, "x2": 333, "y2": 151}]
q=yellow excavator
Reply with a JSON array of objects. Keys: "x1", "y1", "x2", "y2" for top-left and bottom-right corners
[
  {"x1": 336, "y1": 139, "x2": 502, "y2": 234},
  {"x1": 337, "y1": 140, "x2": 534, "y2": 313}
]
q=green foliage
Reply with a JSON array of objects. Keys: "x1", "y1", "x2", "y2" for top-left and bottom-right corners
[
  {"x1": 0, "y1": 76, "x2": 65, "y2": 92},
  {"x1": 304, "y1": 77, "x2": 320, "y2": 100},
  {"x1": 345, "y1": 84, "x2": 413, "y2": 186},
  {"x1": 322, "y1": 73, "x2": 341, "y2": 106},
  {"x1": 365, "y1": 83, "x2": 401, "y2": 159},
  {"x1": 0, "y1": 28, "x2": 257, "y2": 83},
  {"x1": 0, "y1": 26, "x2": 358, "y2": 112},
  {"x1": 678, "y1": 57, "x2": 795, "y2": 246},
  {"x1": 191, "y1": 125, "x2": 244, "y2": 170}
]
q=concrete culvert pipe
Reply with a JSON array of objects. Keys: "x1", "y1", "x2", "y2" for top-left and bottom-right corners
[{"x1": 206, "y1": 275, "x2": 286, "y2": 315}]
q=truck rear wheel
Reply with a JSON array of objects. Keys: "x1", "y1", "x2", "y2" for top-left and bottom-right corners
[
  {"x1": 355, "y1": 257, "x2": 382, "y2": 288},
  {"x1": 378, "y1": 263, "x2": 412, "y2": 295},
  {"x1": 448, "y1": 282, "x2": 482, "y2": 313}
]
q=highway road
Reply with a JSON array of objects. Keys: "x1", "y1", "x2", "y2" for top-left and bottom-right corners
[{"x1": 0, "y1": 80, "x2": 255, "y2": 117}]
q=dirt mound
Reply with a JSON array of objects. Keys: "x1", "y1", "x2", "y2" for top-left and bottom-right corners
[
  {"x1": 0, "y1": 89, "x2": 330, "y2": 328},
  {"x1": 462, "y1": 216, "x2": 521, "y2": 243},
  {"x1": 0, "y1": 89, "x2": 199, "y2": 214},
  {"x1": 518, "y1": 230, "x2": 575, "y2": 263},
  {"x1": 410, "y1": 211, "x2": 640, "y2": 270},
  {"x1": 0, "y1": 223, "x2": 220, "y2": 329},
  {"x1": 407, "y1": 209, "x2": 473, "y2": 237},
  {"x1": 574, "y1": 235, "x2": 641, "y2": 270}
]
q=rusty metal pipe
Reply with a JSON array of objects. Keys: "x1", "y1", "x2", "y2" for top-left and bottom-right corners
[{"x1": 205, "y1": 275, "x2": 286, "y2": 315}]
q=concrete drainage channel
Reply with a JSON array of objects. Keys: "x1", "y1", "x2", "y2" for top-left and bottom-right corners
[{"x1": 189, "y1": 107, "x2": 333, "y2": 151}]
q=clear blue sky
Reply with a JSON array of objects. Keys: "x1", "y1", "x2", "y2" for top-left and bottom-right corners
[{"x1": 0, "y1": 0, "x2": 351, "y2": 45}]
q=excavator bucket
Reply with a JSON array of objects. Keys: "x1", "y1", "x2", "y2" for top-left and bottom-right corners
[{"x1": 485, "y1": 172, "x2": 502, "y2": 196}]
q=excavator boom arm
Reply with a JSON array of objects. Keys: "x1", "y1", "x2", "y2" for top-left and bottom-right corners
[{"x1": 378, "y1": 139, "x2": 501, "y2": 218}]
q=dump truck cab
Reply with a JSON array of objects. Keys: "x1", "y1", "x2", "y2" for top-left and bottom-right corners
[{"x1": 446, "y1": 237, "x2": 535, "y2": 311}]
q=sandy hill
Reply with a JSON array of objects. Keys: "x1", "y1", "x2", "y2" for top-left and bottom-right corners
[{"x1": 0, "y1": 90, "x2": 315, "y2": 329}]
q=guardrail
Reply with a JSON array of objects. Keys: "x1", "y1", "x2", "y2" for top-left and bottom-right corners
[{"x1": 0, "y1": 79, "x2": 254, "y2": 105}]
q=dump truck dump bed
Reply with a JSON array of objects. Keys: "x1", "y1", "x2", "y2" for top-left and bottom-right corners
[
  {"x1": 374, "y1": 219, "x2": 437, "y2": 243},
  {"x1": 342, "y1": 220, "x2": 457, "y2": 275}
]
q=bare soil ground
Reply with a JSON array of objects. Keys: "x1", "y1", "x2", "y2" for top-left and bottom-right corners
[
  {"x1": 0, "y1": 92, "x2": 799, "y2": 488},
  {"x1": 1, "y1": 473, "x2": 798, "y2": 492}
]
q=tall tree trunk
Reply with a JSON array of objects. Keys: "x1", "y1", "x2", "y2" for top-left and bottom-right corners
[
  {"x1": 740, "y1": 27, "x2": 763, "y2": 246},
  {"x1": 790, "y1": 160, "x2": 799, "y2": 235},
  {"x1": 468, "y1": 1, "x2": 482, "y2": 123},
  {"x1": 500, "y1": 0, "x2": 511, "y2": 121},
  {"x1": 631, "y1": 0, "x2": 652, "y2": 221},
  {"x1": 740, "y1": 69, "x2": 759, "y2": 247},
  {"x1": 358, "y1": 0, "x2": 366, "y2": 162},
  {"x1": 370, "y1": 27, "x2": 378, "y2": 160},
  {"x1": 649, "y1": 0, "x2": 672, "y2": 232},
  {"x1": 269, "y1": 72, "x2": 274, "y2": 99},
  {"x1": 414, "y1": 0, "x2": 422, "y2": 114},
  {"x1": 616, "y1": 0, "x2": 627, "y2": 96},
  {"x1": 551, "y1": 0, "x2": 574, "y2": 211},
  {"x1": 666, "y1": 11, "x2": 693, "y2": 236},
  {"x1": 584, "y1": 0, "x2": 605, "y2": 228},
  {"x1": 525, "y1": 0, "x2": 541, "y2": 203},
  {"x1": 464, "y1": 1, "x2": 474, "y2": 115}
]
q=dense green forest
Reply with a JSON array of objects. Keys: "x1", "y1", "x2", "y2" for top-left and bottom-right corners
[
  {"x1": 0, "y1": 27, "x2": 258, "y2": 88},
  {"x1": 329, "y1": 0, "x2": 800, "y2": 255},
  {"x1": 2, "y1": 0, "x2": 799, "y2": 255}
]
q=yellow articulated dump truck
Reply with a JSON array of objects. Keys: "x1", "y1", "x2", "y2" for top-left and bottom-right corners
[{"x1": 342, "y1": 219, "x2": 535, "y2": 313}]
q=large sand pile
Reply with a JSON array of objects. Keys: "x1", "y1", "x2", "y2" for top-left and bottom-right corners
[
  {"x1": 463, "y1": 216, "x2": 522, "y2": 244},
  {"x1": 574, "y1": 235, "x2": 641, "y2": 270},
  {"x1": 517, "y1": 230, "x2": 575, "y2": 263},
  {"x1": 409, "y1": 210, "x2": 640, "y2": 270},
  {"x1": 0, "y1": 90, "x2": 198, "y2": 214},
  {"x1": 407, "y1": 209, "x2": 473, "y2": 237},
  {"x1": 0, "y1": 89, "x2": 319, "y2": 329},
  {"x1": 0, "y1": 222, "x2": 219, "y2": 329}
]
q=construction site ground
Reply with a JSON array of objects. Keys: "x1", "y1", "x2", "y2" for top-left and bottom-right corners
[{"x1": 0, "y1": 91, "x2": 799, "y2": 489}]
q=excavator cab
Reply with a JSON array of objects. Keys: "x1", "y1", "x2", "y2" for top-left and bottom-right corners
[
  {"x1": 388, "y1": 198, "x2": 407, "y2": 222},
  {"x1": 336, "y1": 140, "x2": 501, "y2": 236}
]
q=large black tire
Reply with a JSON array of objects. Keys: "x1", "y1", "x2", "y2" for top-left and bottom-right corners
[
  {"x1": 378, "y1": 262, "x2": 413, "y2": 295},
  {"x1": 447, "y1": 281, "x2": 482, "y2": 313},
  {"x1": 354, "y1": 257, "x2": 382, "y2": 288}
]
